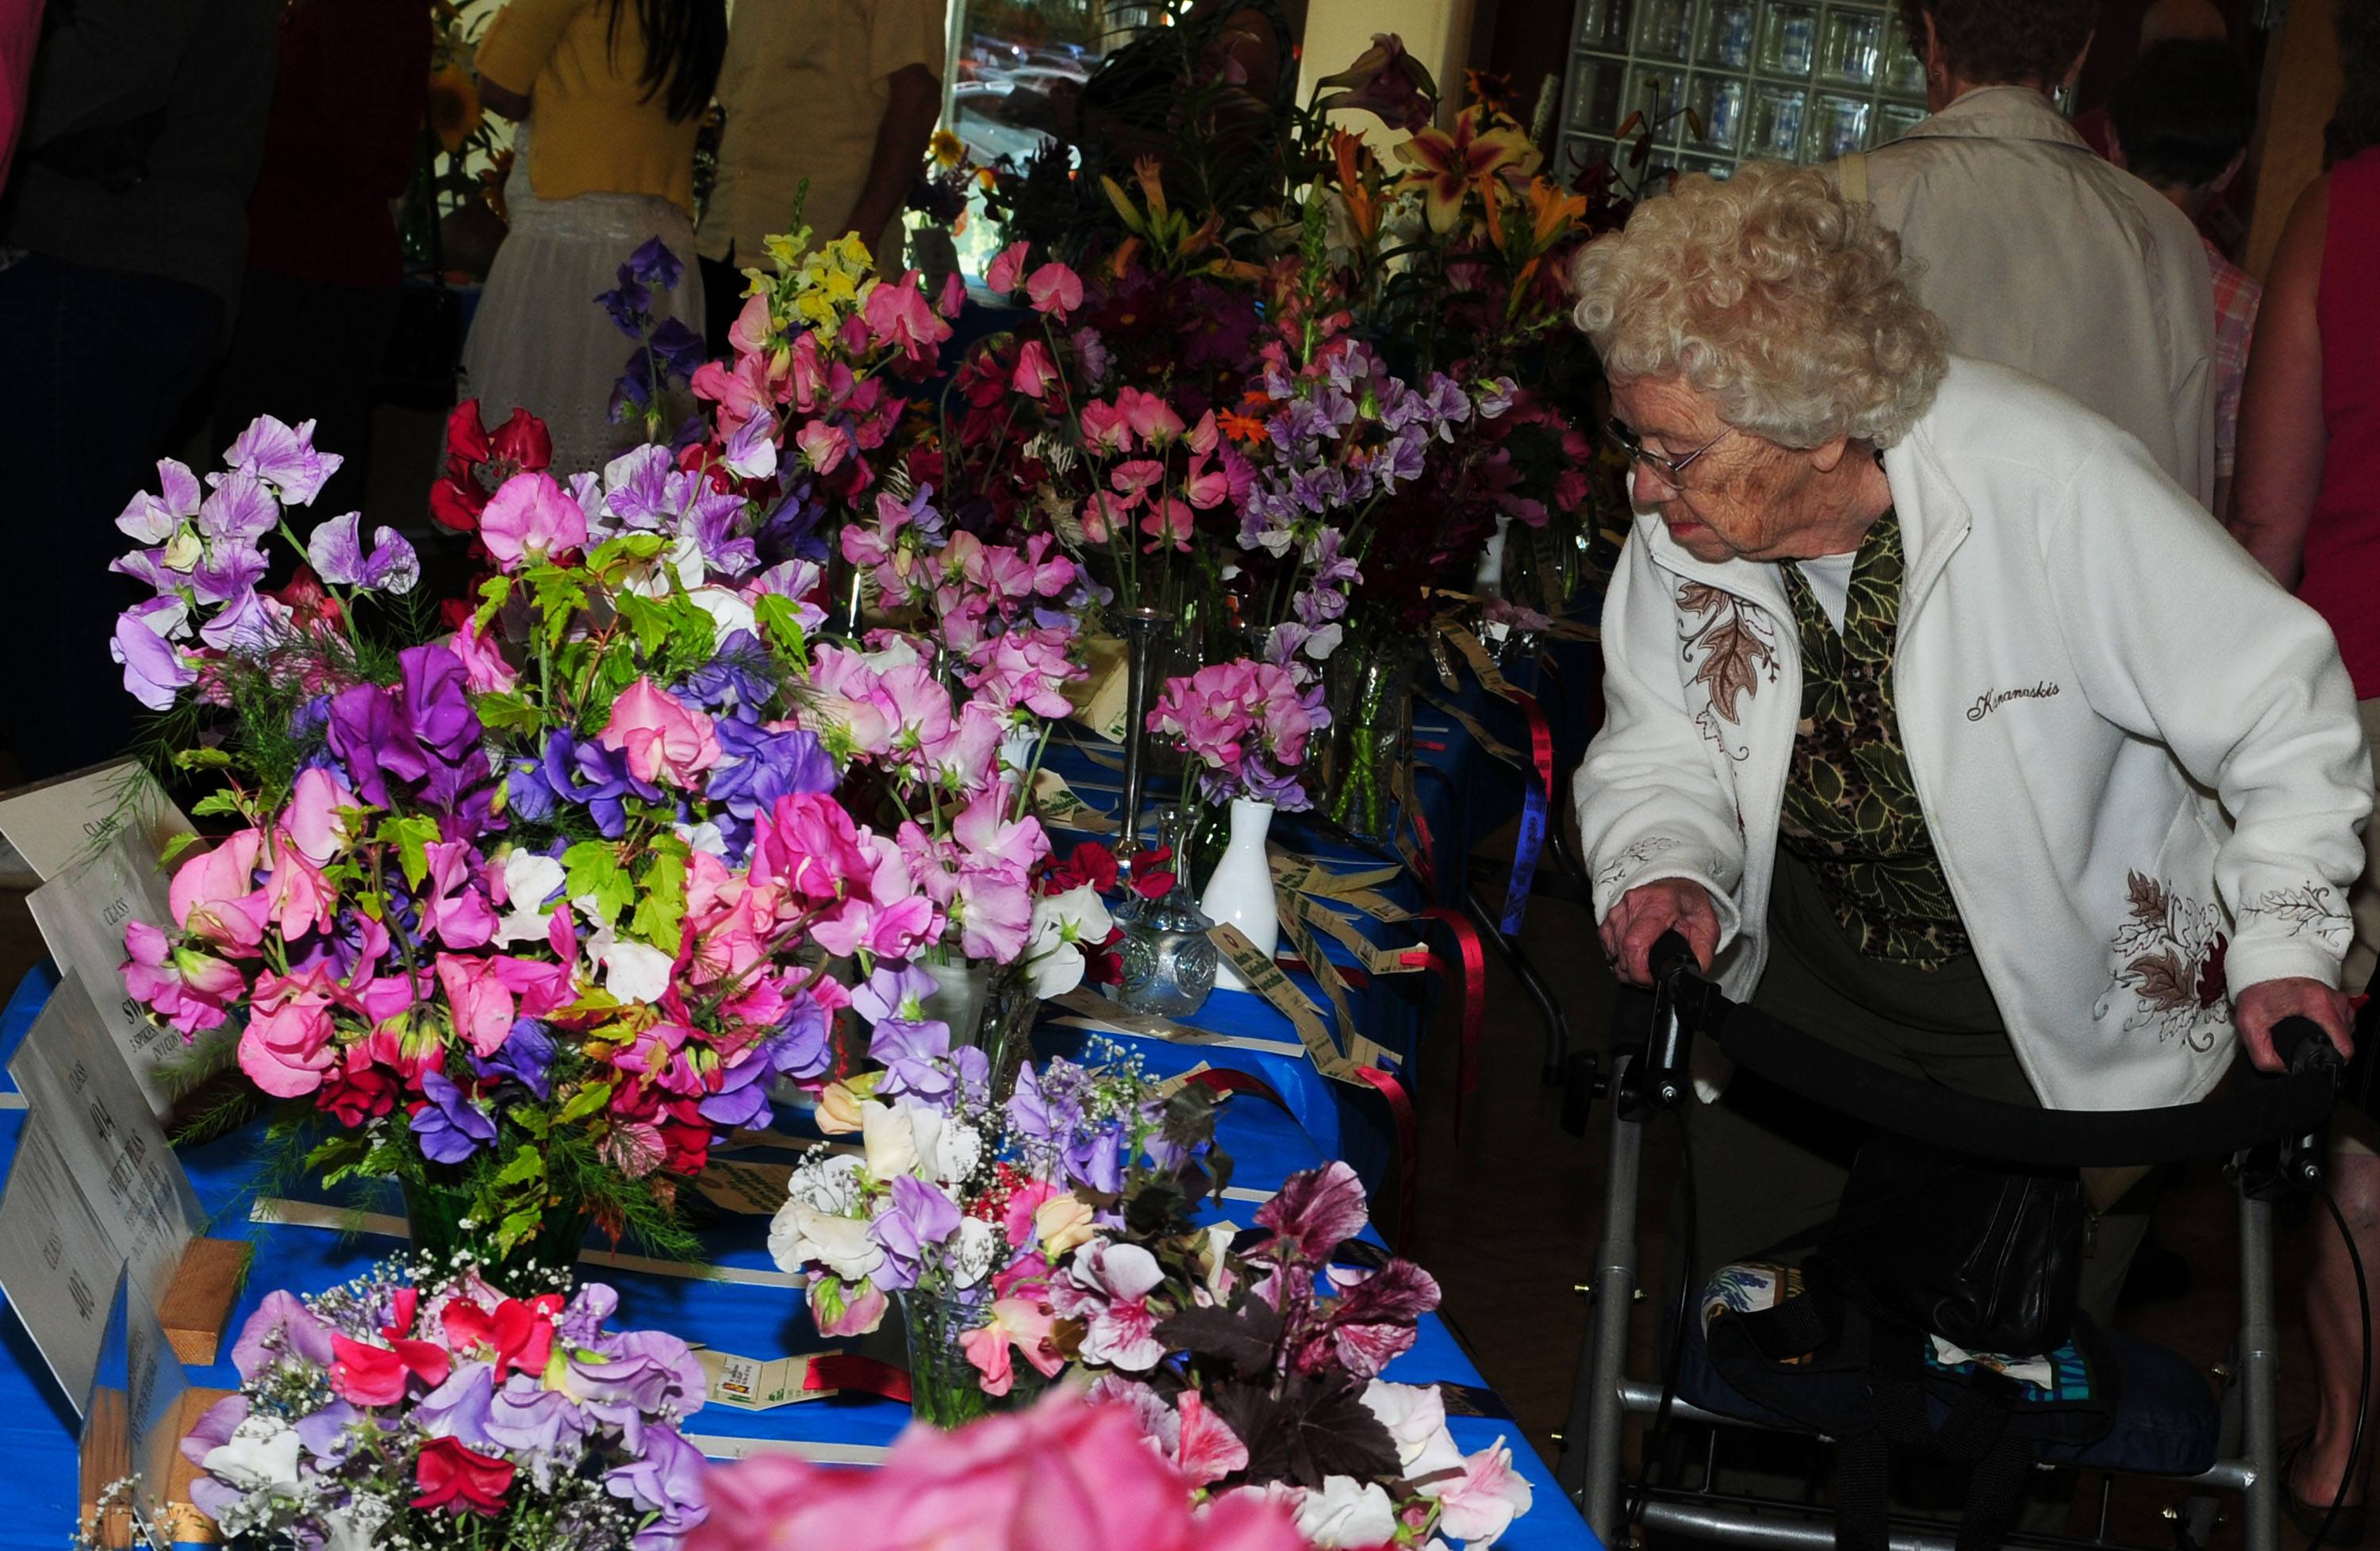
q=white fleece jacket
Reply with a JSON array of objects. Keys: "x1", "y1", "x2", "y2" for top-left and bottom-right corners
[{"x1": 1576, "y1": 359, "x2": 2373, "y2": 1111}]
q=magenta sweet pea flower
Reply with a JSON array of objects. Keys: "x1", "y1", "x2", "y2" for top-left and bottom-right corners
[
  {"x1": 600, "y1": 677, "x2": 722, "y2": 789},
  {"x1": 1025, "y1": 261, "x2": 1084, "y2": 320},
  {"x1": 985, "y1": 240, "x2": 1031, "y2": 296},
  {"x1": 436, "y1": 952, "x2": 516, "y2": 1056},
  {"x1": 121, "y1": 919, "x2": 247, "y2": 1037},
  {"x1": 478, "y1": 470, "x2": 589, "y2": 571}
]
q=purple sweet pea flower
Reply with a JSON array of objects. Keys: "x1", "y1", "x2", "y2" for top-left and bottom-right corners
[
  {"x1": 868, "y1": 1173, "x2": 962, "y2": 1288},
  {"x1": 293, "y1": 1399, "x2": 360, "y2": 1461},
  {"x1": 560, "y1": 1282, "x2": 622, "y2": 1349},
  {"x1": 198, "y1": 586, "x2": 285, "y2": 653},
  {"x1": 191, "y1": 543, "x2": 269, "y2": 607},
  {"x1": 411, "y1": 1068, "x2": 497, "y2": 1164},
  {"x1": 398, "y1": 643, "x2": 480, "y2": 766},
  {"x1": 604, "y1": 1426, "x2": 710, "y2": 1549},
  {"x1": 471, "y1": 1017, "x2": 555, "y2": 1100},
  {"x1": 178, "y1": 1392, "x2": 248, "y2": 1471},
  {"x1": 678, "y1": 633, "x2": 775, "y2": 714},
  {"x1": 1065, "y1": 1126, "x2": 1125, "y2": 1196},
  {"x1": 198, "y1": 467, "x2": 282, "y2": 547},
  {"x1": 306, "y1": 512, "x2": 420, "y2": 594},
  {"x1": 416, "y1": 1361, "x2": 498, "y2": 1450},
  {"x1": 562, "y1": 1330, "x2": 705, "y2": 1452},
  {"x1": 601, "y1": 443, "x2": 677, "y2": 531}
]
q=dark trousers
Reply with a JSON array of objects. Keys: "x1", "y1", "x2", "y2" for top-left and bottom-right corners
[
  {"x1": 0, "y1": 253, "x2": 223, "y2": 778},
  {"x1": 211, "y1": 269, "x2": 400, "y2": 524}
]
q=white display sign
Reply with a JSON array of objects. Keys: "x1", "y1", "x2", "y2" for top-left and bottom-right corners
[
  {"x1": 86, "y1": 1263, "x2": 193, "y2": 1538},
  {"x1": 0, "y1": 1115, "x2": 125, "y2": 1409},
  {"x1": 9, "y1": 973, "x2": 201, "y2": 1315},
  {"x1": 25, "y1": 826, "x2": 211, "y2": 1117},
  {"x1": 0, "y1": 762, "x2": 192, "y2": 885}
]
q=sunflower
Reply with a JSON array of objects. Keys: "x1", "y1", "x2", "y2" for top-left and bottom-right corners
[
  {"x1": 929, "y1": 129, "x2": 965, "y2": 168},
  {"x1": 427, "y1": 66, "x2": 482, "y2": 155}
]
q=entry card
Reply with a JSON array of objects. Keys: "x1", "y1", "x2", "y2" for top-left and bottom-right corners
[
  {"x1": 26, "y1": 826, "x2": 211, "y2": 1116},
  {"x1": 9, "y1": 970, "x2": 201, "y2": 1315},
  {"x1": 0, "y1": 761, "x2": 191, "y2": 884},
  {"x1": 0, "y1": 1114, "x2": 126, "y2": 1409}
]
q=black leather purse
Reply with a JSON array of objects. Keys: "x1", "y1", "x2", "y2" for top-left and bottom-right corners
[{"x1": 1810, "y1": 1134, "x2": 2086, "y2": 1357}]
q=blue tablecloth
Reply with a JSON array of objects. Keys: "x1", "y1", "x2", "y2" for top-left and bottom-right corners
[{"x1": 0, "y1": 959, "x2": 1599, "y2": 1551}]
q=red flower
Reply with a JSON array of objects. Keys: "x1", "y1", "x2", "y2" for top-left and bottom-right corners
[
  {"x1": 316, "y1": 1057, "x2": 397, "y2": 1127},
  {"x1": 328, "y1": 1329, "x2": 451, "y2": 1406},
  {"x1": 1046, "y1": 841, "x2": 1119, "y2": 895},
  {"x1": 442, "y1": 1293, "x2": 563, "y2": 1379},
  {"x1": 431, "y1": 400, "x2": 552, "y2": 532},
  {"x1": 413, "y1": 1436, "x2": 516, "y2": 1516}
]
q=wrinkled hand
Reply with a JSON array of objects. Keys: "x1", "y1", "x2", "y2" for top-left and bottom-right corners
[
  {"x1": 1599, "y1": 878, "x2": 1719, "y2": 987},
  {"x1": 2234, "y1": 976, "x2": 2355, "y2": 1073}
]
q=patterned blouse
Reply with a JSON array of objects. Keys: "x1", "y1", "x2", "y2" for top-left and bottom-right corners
[{"x1": 1775, "y1": 508, "x2": 1971, "y2": 969}]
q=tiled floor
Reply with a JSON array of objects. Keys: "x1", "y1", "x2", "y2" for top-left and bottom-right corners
[{"x1": 1400, "y1": 827, "x2": 2347, "y2": 1549}]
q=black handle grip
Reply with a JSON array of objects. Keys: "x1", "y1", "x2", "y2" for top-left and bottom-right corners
[
  {"x1": 2274, "y1": 1015, "x2": 2346, "y2": 1077},
  {"x1": 1648, "y1": 929, "x2": 1697, "y2": 985}
]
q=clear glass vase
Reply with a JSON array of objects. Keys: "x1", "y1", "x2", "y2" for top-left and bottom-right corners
[
  {"x1": 1325, "y1": 643, "x2": 1419, "y2": 841},
  {"x1": 897, "y1": 1283, "x2": 1034, "y2": 1429}
]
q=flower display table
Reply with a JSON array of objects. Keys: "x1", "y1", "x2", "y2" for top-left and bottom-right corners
[{"x1": 0, "y1": 960, "x2": 1600, "y2": 1550}]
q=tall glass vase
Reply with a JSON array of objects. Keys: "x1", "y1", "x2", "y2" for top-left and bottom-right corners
[
  {"x1": 898, "y1": 1283, "x2": 1042, "y2": 1428},
  {"x1": 1114, "y1": 607, "x2": 1169, "y2": 869},
  {"x1": 1200, "y1": 797, "x2": 1279, "y2": 992},
  {"x1": 1326, "y1": 642, "x2": 1420, "y2": 841}
]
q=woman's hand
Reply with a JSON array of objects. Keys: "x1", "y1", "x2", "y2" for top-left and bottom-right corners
[
  {"x1": 2234, "y1": 976, "x2": 2355, "y2": 1072},
  {"x1": 1599, "y1": 878, "x2": 1719, "y2": 987}
]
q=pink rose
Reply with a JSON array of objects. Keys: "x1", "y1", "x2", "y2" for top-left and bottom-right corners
[
  {"x1": 600, "y1": 677, "x2": 721, "y2": 788},
  {"x1": 478, "y1": 470, "x2": 589, "y2": 571}
]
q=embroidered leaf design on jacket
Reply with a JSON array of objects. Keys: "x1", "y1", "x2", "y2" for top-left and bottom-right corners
[
  {"x1": 2126, "y1": 950, "x2": 2194, "y2": 1012},
  {"x1": 2245, "y1": 883, "x2": 2351, "y2": 942},
  {"x1": 2126, "y1": 871, "x2": 2171, "y2": 928},
  {"x1": 1676, "y1": 582, "x2": 1775, "y2": 724}
]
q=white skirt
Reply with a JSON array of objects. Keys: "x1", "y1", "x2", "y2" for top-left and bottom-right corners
[{"x1": 460, "y1": 124, "x2": 708, "y2": 477}]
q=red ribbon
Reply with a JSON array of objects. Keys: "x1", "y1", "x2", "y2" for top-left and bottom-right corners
[
  {"x1": 804, "y1": 1353, "x2": 912, "y2": 1403},
  {"x1": 1353, "y1": 1065, "x2": 1420, "y2": 1248},
  {"x1": 1419, "y1": 908, "x2": 1488, "y2": 1139},
  {"x1": 1509, "y1": 687, "x2": 1556, "y2": 798},
  {"x1": 1185, "y1": 1066, "x2": 1293, "y2": 1110}
]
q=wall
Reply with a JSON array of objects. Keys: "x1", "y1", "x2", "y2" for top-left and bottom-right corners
[
  {"x1": 2243, "y1": 0, "x2": 2343, "y2": 278},
  {"x1": 1299, "y1": 0, "x2": 1480, "y2": 140}
]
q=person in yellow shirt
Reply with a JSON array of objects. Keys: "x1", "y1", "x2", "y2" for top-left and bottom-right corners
[
  {"x1": 697, "y1": 0, "x2": 946, "y2": 350},
  {"x1": 466, "y1": 0, "x2": 725, "y2": 474}
]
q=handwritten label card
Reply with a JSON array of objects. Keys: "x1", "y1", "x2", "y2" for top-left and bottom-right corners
[
  {"x1": 10, "y1": 971, "x2": 201, "y2": 1316},
  {"x1": 0, "y1": 761, "x2": 191, "y2": 885},
  {"x1": 26, "y1": 829, "x2": 208, "y2": 1116}
]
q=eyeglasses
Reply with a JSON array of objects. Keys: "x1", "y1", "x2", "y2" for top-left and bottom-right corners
[{"x1": 1603, "y1": 417, "x2": 1734, "y2": 489}]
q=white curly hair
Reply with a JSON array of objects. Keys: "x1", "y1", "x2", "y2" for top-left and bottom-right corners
[{"x1": 1571, "y1": 161, "x2": 1948, "y2": 449}]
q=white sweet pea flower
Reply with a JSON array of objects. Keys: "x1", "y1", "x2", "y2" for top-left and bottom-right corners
[
  {"x1": 675, "y1": 820, "x2": 730, "y2": 858},
  {"x1": 319, "y1": 1496, "x2": 390, "y2": 1551},
  {"x1": 689, "y1": 583, "x2": 757, "y2": 643},
  {"x1": 1026, "y1": 884, "x2": 1114, "y2": 998},
  {"x1": 1418, "y1": 1436, "x2": 1534, "y2": 1546},
  {"x1": 1295, "y1": 1476, "x2": 1398, "y2": 1548},
  {"x1": 788, "y1": 1151, "x2": 868, "y2": 1215},
  {"x1": 862, "y1": 1098, "x2": 919, "y2": 1180},
  {"x1": 769, "y1": 1200, "x2": 885, "y2": 1281},
  {"x1": 946, "y1": 1215, "x2": 996, "y2": 1288},
  {"x1": 492, "y1": 850, "x2": 566, "y2": 945},
  {"x1": 1361, "y1": 1380, "x2": 1467, "y2": 1478},
  {"x1": 202, "y1": 1416, "x2": 304, "y2": 1494},
  {"x1": 911, "y1": 1111, "x2": 983, "y2": 1186},
  {"x1": 600, "y1": 940, "x2": 674, "y2": 1004},
  {"x1": 858, "y1": 635, "x2": 922, "y2": 673}
]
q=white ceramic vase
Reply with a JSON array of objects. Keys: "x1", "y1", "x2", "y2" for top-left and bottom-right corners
[{"x1": 1199, "y1": 797, "x2": 1279, "y2": 992}]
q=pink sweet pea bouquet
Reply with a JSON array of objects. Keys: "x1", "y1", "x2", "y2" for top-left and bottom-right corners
[
  {"x1": 185, "y1": 1258, "x2": 708, "y2": 1549},
  {"x1": 1146, "y1": 657, "x2": 1332, "y2": 811}
]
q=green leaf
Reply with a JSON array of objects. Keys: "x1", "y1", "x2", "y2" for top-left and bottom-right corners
[
  {"x1": 628, "y1": 844, "x2": 689, "y2": 949},
  {"x1": 172, "y1": 748, "x2": 234, "y2": 770},
  {"x1": 754, "y1": 593, "x2": 811, "y2": 663},
  {"x1": 495, "y1": 1144, "x2": 545, "y2": 1188},
  {"x1": 495, "y1": 1205, "x2": 543, "y2": 1253},
  {"x1": 375, "y1": 814, "x2": 441, "y2": 891},
  {"x1": 474, "y1": 574, "x2": 513, "y2": 634},
  {"x1": 556, "y1": 1081, "x2": 614, "y2": 1126},
  {"x1": 190, "y1": 790, "x2": 245, "y2": 819},
  {"x1": 158, "y1": 831, "x2": 207, "y2": 867},
  {"x1": 474, "y1": 691, "x2": 544, "y2": 734},
  {"x1": 562, "y1": 840, "x2": 634, "y2": 925}
]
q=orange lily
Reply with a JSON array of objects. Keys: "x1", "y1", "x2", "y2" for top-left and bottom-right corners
[
  {"x1": 1394, "y1": 104, "x2": 1541, "y2": 233},
  {"x1": 1331, "y1": 131, "x2": 1381, "y2": 244}
]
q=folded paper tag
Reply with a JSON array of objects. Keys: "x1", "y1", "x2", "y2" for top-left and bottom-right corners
[
  {"x1": 1069, "y1": 635, "x2": 1134, "y2": 743},
  {"x1": 1273, "y1": 893, "x2": 1395, "y2": 1073},
  {"x1": 1284, "y1": 892, "x2": 1427, "y2": 977},
  {"x1": 695, "y1": 1348, "x2": 843, "y2": 1410},
  {"x1": 1046, "y1": 987, "x2": 1307, "y2": 1061},
  {"x1": 1031, "y1": 769, "x2": 1114, "y2": 834},
  {"x1": 1208, "y1": 923, "x2": 1362, "y2": 1084},
  {"x1": 696, "y1": 1158, "x2": 798, "y2": 1216},
  {"x1": 1268, "y1": 854, "x2": 1406, "y2": 900}
]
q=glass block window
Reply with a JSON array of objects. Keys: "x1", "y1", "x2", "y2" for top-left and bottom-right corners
[{"x1": 1555, "y1": 0, "x2": 1931, "y2": 186}]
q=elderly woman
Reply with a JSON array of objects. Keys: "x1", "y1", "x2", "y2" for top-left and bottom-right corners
[{"x1": 1573, "y1": 163, "x2": 2371, "y2": 1314}]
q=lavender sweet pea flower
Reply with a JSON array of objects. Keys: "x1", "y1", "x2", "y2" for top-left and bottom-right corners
[
  {"x1": 199, "y1": 586, "x2": 286, "y2": 653},
  {"x1": 485, "y1": 1373, "x2": 595, "y2": 1487},
  {"x1": 775, "y1": 992, "x2": 834, "y2": 1082},
  {"x1": 416, "y1": 1362, "x2": 498, "y2": 1450},
  {"x1": 601, "y1": 443, "x2": 678, "y2": 531},
  {"x1": 685, "y1": 480, "x2": 758, "y2": 576},
  {"x1": 869, "y1": 1173, "x2": 962, "y2": 1288},
  {"x1": 292, "y1": 1399, "x2": 360, "y2": 1461},
  {"x1": 1473, "y1": 376, "x2": 1517, "y2": 419},
  {"x1": 1420, "y1": 372, "x2": 1473, "y2": 428},
  {"x1": 112, "y1": 602, "x2": 198, "y2": 710},
  {"x1": 178, "y1": 1393, "x2": 248, "y2": 1471},
  {"x1": 560, "y1": 1282, "x2": 622, "y2": 1349},
  {"x1": 228, "y1": 1289, "x2": 336, "y2": 1380},
  {"x1": 191, "y1": 543, "x2": 268, "y2": 607},
  {"x1": 225, "y1": 415, "x2": 343, "y2": 506},
  {"x1": 411, "y1": 1069, "x2": 497, "y2": 1164},
  {"x1": 604, "y1": 1426, "x2": 710, "y2": 1550},
  {"x1": 1065, "y1": 1126, "x2": 1124, "y2": 1196},
  {"x1": 563, "y1": 1330, "x2": 705, "y2": 1452},
  {"x1": 870, "y1": 1018, "x2": 956, "y2": 1104},
  {"x1": 306, "y1": 513, "x2": 420, "y2": 594},
  {"x1": 850, "y1": 962, "x2": 935, "y2": 1027},
  {"x1": 198, "y1": 467, "x2": 282, "y2": 547}
]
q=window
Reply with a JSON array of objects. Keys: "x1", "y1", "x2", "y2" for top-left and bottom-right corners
[{"x1": 1554, "y1": 0, "x2": 1929, "y2": 185}]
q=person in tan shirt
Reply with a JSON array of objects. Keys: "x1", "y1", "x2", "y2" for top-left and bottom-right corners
[
  {"x1": 1840, "y1": 0, "x2": 2217, "y2": 508},
  {"x1": 697, "y1": 0, "x2": 945, "y2": 348}
]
